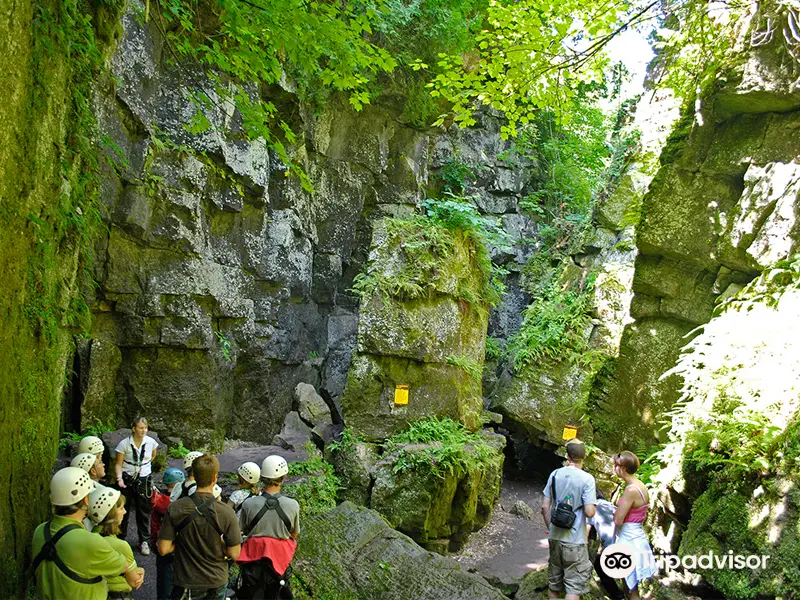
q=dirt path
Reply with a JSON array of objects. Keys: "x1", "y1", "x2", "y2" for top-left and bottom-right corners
[{"x1": 453, "y1": 473, "x2": 551, "y2": 591}]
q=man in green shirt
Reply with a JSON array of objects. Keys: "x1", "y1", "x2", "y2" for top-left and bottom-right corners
[{"x1": 31, "y1": 467, "x2": 144, "y2": 600}]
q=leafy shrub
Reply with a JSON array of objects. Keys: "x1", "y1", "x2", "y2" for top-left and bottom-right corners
[
  {"x1": 168, "y1": 441, "x2": 191, "y2": 459},
  {"x1": 283, "y1": 444, "x2": 341, "y2": 518},
  {"x1": 385, "y1": 417, "x2": 494, "y2": 478},
  {"x1": 445, "y1": 354, "x2": 482, "y2": 382},
  {"x1": 485, "y1": 336, "x2": 504, "y2": 361},
  {"x1": 509, "y1": 285, "x2": 594, "y2": 369},
  {"x1": 351, "y1": 198, "x2": 508, "y2": 311}
]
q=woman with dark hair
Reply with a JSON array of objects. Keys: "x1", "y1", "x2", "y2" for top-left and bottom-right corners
[
  {"x1": 612, "y1": 451, "x2": 657, "y2": 600},
  {"x1": 115, "y1": 416, "x2": 158, "y2": 556}
]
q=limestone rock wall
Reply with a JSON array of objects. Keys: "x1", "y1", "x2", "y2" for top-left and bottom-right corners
[
  {"x1": 88, "y1": 2, "x2": 538, "y2": 447},
  {"x1": 594, "y1": 12, "x2": 800, "y2": 450}
]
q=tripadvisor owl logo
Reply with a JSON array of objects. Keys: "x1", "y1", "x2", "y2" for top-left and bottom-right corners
[{"x1": 600, "y1": 543, "x2": 635, "y2": 578}]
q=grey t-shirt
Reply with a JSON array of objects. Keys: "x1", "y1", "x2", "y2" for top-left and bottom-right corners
[
  {"x1": 239, "y1": 494, "x2": 300, "y2": 540},
  {"x1": 543, "y1": 466, "x2": 597, "y2": 545}
]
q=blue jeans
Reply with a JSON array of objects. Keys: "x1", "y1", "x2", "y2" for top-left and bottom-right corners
[
  {"x1": 156, "y1": 553, "x2": 174, "y2": 600},
  {"x1": 171, "y1": 584, "x2": 227, "y2": 600}
]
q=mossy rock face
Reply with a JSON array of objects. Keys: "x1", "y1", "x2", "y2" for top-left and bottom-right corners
[
  {"x1": 343, "y1": 217, "x2": 490, "y2": 440},
  {"x1": 489, "y1": 359, "x2": 590, "y2": 448},
  {"x1": 358, "y1": 293, "x2": 486, "y2": 365},
  {"x1": 292, "y1": 502, "x2": 508, "y2": 600},
  {"x1": 675, "y1": 480, "x2": 800, "y2": 600},
  {"x1": 342, "y1": 354, "x2": 483, "y2": 441},
  {"x1": 369, "y1": 432, "x2": 505, "y2": 550},
  {"x1": 325, "y1": 441, "x2": 381, "y2": 506},
  {"x1": 115, "y1": 348, "x2": 228, "y2": 449},
  {"x1": 591, "y1": 317, "x2": 693, "y2": 450}
]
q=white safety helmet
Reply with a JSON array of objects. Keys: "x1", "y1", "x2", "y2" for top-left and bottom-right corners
[
  {"x1": 78, "y1": 435, "x2": 104, "y2": 456},
  {"x1": 88, "y1": 486, "x2": 121, "y2": 524},
  {"x1": 51, "y1": 467, "x2": 94, "y2": 506},
  {"x1": 188, "y1": 483, "x2": 221, "y2": 498},
  {"x1": 183, "y1": 451, "x2": 204, "y2": 470},
  {"x1": 261, "y1": 455, "x2": 288, "y2": 479},
  {"x1": 238, "y1": 462, "x2": 261, "y2": 485},
  {"x1": 71, "y1": 453, "x2": 98, "y2": 473}
]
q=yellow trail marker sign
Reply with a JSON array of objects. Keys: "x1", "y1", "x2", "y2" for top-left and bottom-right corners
[
  {"x1": 562, "y1": 425, "x2": 578, "y2": 441},
  {"x1": 394, "y1": 384, "x2": 409, "y2": 405}
]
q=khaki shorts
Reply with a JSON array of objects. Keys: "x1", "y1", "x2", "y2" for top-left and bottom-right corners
[{"x1": 548, "y1": 539, "x2": 592, "y2": 596}]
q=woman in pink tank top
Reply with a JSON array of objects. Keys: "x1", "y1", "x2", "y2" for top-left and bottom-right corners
[{"x1": 611, "y1": 451, "x2": 657, "y2": 599}]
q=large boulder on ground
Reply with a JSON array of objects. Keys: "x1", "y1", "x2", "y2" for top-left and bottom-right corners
[
  {"x1": 324, "y1": 441, "x2": 381, "y2": 506},
  {"x1": 272, "y1": 411, "x2": 313, "y2": 451},
  {"x1": 369, "y1": 431, "x2": 505, "y2": 552},
  {"x1": 292, "y1": 502, "x2": 508, "y2": 600}
]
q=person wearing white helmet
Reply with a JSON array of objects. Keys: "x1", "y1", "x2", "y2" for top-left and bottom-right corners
[
  {"x1": 78, "y1": 435, "x2": 105, "y2": 456},
  {"x1": 31, "y1": 467, "x2": 144, "y2": 599},
  {"x1": 114, "y1": 416, "x2": 159, "y2": 556},
  {"x1": 170, "y1": 450, "x2": 204, "y2": 502},
  {"x1": 71, "y1": 452, "x2": 106, "y2": 485},
  {"x1": 88, "y1": 487, "x2": 145, "y2": 600},
  {"x1": 235, "y1": 455, "x2": 299, "y2": 599},
  {"x1": 158, "y1": 454, "x2": 242, "y2": 600},
  {"x1": 228, "y1": 462, "x2": 262, "y2": 514}
]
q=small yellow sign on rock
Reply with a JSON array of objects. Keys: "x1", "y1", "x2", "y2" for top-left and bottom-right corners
[
  {"x1": 394, "y1": 384, "x2": 409, "y2": 405},
  {"x1": 562, "y1": 425, "x2": 578, "y2": 441}
]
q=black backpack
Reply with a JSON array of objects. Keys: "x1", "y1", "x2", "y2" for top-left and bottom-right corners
[{"x1": 550, "y1": 471, "x2": 578, "y2": 530}]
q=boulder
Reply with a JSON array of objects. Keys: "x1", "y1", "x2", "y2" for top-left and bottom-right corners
[
  {"x1": 510, "y1": 501, "x2": 535, "y2": 520},
  {"x1": 292, "y1": 502, "x2": 508, "y2": 600},
  {"x1": 369, "y1": 432, "x2": 504, "y2": 551},
  {"x1": 325, "y1": 441, "x2": 381, "y2": 506},
  {"x1": 272, "y1": 411, "x2": 313, "y2": 452},
  {"x1": 294, "y1": 382, "x2": 332, "y2": 429}
]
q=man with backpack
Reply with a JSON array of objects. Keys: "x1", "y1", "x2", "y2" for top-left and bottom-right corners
[
  {"x1": 236, "y1": 455, "x2": 300, "y2": 600},
  {"x1": 31, "y1": 467, "x2": 144, "y2": 599},
  {"x1": 158, "y1": 454, "x2": 241, "y2": 600},
  {"x1": 541, "y1": 438, "x2": 597, "y2": 600}
]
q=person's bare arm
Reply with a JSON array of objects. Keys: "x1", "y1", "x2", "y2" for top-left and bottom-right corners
[
  {"x1": 583, "y1": 503, "x2": 596, "y2": 519},
  {"x1": 115, "y1": 452, "x2": 126, "y2": 488},
  {"x1": 541, "y1": 496, "x2": 551, "y2": 530},
  {"x1": 158, "y1": 539, "x2": 175, "y2": 556},
  {"x1": 226, "y1": 544, "x2": 241, "y2": 561}
]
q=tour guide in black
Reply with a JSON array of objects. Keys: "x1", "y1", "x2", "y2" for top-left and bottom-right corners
[{"x1": 158, "y1": 454, "x2": 242, "y2": 600}]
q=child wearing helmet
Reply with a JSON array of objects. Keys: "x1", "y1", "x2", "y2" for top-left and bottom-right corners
[
  {"x1": 170, "y1": 450, "x2": 204, "y2": 501},
  {"x1": 31, "y1": 467, "x2": 144, "y2": 600},
  {"x1": 151, "y1": 467, "x2": 185, "y2": 600},
  {"x1": 88, "y1": 487, "x2": 145, "y2": 600},
  {"x1": 235, "y1": 455, "x2": 299, "y2": 600},
  {"x1": 228, "y1": 462, "x2": 262, "y2": 514}
]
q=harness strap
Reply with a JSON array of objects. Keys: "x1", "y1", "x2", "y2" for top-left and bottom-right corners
[
  {"x1": 31, "y1": 521, "x2": 103, "y2": 585},
  {"x1": 244, "y1": 493, "x2": 292, "y2": 537},
  {"x1": 176, "y1": 494, "x2": 223, "y2": 537}
]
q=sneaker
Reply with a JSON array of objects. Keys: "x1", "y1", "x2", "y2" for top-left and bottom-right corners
[{"x1": 140, "y1": 541, "x2": 150, "y2": 556}]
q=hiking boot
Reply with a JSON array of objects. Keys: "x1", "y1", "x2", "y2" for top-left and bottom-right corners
[{"x1": 140, "y1": 541, "x2": 150, "y2": 556}]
